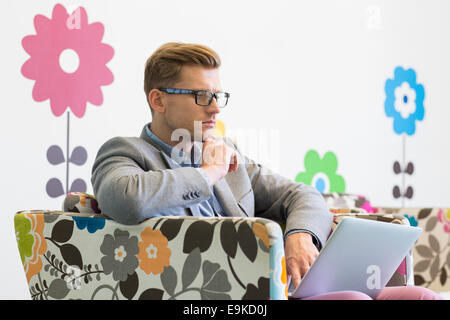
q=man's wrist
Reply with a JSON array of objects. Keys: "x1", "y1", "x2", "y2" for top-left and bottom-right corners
[
  {"x1": 200, "y1": 166, "x2": 222, "y2": 186},
  {"x1": 287, "y1": 231, "x2": 312, "y2": 240},
  {"x1": 285, "y1": 229, "x2": 321, "y2": 250}
]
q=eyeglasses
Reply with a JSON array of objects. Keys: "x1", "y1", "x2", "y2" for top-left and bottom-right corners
[{"x1": 158, "y1": 88, "x2": 230, "y2": 108}]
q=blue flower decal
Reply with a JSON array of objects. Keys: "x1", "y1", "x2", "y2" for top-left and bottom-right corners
[
  {"x1": 73, "y1": 216, "x2": 105, "y2": 233},
  {"x1": 385, "y1": 67, "x2": 425, "y2": 135},
  {"x1": 404, "y1": 214, "x2": 418, "y2": 227}
]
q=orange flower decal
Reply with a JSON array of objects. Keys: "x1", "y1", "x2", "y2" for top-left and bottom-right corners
[
  {"x1": 138, "y1": 227, "x2": 171, "y2": 275},
  {"x1": 15, "y1": 214, "x2": 47, "y2": 283},
  {"x1": 253, "y1": 222, "x2": 270, "y2": 249}
]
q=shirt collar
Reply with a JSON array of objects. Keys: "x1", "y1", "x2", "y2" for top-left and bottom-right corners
[{"x1": 145, "y1": 123, "x2": 201, "y2": 167}]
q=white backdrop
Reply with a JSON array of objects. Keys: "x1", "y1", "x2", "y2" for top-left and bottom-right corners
[{"x1": 1, "y1": 0, "x2": 449, "y2": 299}]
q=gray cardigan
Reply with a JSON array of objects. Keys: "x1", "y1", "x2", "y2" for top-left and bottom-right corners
[{"x1": 91, "y1": 123, "x2": 333, "y2": 248}]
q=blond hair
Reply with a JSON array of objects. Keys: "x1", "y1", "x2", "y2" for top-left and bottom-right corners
[{"x1": 144, "y1": 42, "x2": 221, "y2": 113}]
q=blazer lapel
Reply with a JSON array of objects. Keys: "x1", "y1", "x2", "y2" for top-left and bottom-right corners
[{"x1": 214, "y1": 178, "x2": 247, "y2": 217}]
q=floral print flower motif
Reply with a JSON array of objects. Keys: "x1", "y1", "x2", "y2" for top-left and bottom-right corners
[
  {"x1": 72, "y1": 216, "x2": 105, "y2": 234},
  {"x1": 252, "y1": 222, "x2": 270, "y2": 249},
  {"x1": 396, "y1": 258, "x2": 407, "y2": 276},
  {"x1": 242, "y1": 277, "x2": 270, "y2": 300},
  {"x1": 14, "y1": 214, "x2": 48, "y2": 283},
  {"x1": 281, "y1": 256, "x2": 288, "y2": 299},
  {"x1": 138, "y1": 227, "x2": 171, "y2": 275},
  {"x1": 385, "y1": 66, "x2": 425, "y2": 135},
  {"x1": 100, "y1": 229, "x2": 139, "y2": 282},
  {"x1": 360, "y1": 201, "x2": 378, "y2": 213},
  {"x1": 295, "y1": 150, "x2": 345, "y2": 193},
  {"x1": 437, "y1": 209, "x2": 450, "y2": 233},
  {"x1": 404, "y1": 214, "x2": 418, "y2": 227},
  {"x1": 21, "y1": 4, "x2": 114, "y2": 118}
]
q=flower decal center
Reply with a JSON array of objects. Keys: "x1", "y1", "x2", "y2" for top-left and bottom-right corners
[
  {"x1": 59, "y1": 48, "x2": 80, "y2": 73},
  {"x1": 394, "y1": 82, "x2": 416, "y2": 119},
  {"x1": 311, "y1": 172, "x2": 330, "y2": 194}
]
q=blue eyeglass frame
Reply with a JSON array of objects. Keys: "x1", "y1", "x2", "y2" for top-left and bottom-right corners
[{"x1": 158, "y1": 88, "x2": 230, "y2": 108}]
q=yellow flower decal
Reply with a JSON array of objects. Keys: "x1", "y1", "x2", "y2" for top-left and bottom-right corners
[
  {"x1": 213, "y1": 119, "x2": 226, "y2": 137},
  {"x1": 138, "y1": 227, "x2": 171, "y2": 275}
]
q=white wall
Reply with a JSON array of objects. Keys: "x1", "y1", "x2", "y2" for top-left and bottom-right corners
[{"x1": 1, "y1": 0, "x2": 449, "y2": 299}]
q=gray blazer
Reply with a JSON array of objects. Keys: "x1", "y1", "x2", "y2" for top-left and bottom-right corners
[{"x1": 91, "y1": 123, "x2": 333, "y2": 247}]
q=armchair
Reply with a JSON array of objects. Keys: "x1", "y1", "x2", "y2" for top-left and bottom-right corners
[{"x1": 14, "y1": 192, "x2": 413, "y2": 300}]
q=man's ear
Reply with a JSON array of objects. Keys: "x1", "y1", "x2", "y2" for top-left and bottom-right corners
[{"x1": 148, "y1": 89, "x2": 165, "y2": 113}]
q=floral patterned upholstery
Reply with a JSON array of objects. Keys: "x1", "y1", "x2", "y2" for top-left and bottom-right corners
[
  {"x1": 322, "y1": 192, "x2": 378, "y2": 213},
  {"x1": 375, "y1": 207, "x2": 450, "y2": 293},
  {"x1": 14, "y1": 209, "x2": 287, "y2": 300},
  {"x1": 14, "y1": 192, "x2": 423, "y2": 300}
]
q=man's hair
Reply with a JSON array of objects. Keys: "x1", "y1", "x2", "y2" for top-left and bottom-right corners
[{"x1": 144, "y1": 42, "x2": 221, "y2": 113}]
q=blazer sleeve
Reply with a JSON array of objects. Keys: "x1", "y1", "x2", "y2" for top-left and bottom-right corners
[
  {"x1": 228, "y1": 138, "x2": 333, "y2": 248},
  {"x1": 91, "y1": 137, "x2": 213, "y2": 225}
]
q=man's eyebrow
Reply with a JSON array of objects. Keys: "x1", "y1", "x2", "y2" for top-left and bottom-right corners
[{"x1": 196, "y1": 87, "x2": 223, "y2": 92}]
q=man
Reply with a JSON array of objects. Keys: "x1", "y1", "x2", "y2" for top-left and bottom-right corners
[
  {"x1": 91, "y1": 42, "x2": 332, "y2": 291},
  {"x1": 91, "y1": 42, "x2": 442, "y2": 300}
]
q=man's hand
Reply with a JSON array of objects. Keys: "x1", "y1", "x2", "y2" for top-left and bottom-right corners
[
  {"x1": 200, "y1": 137, "x2": 238, "y2": 185},
  {"x1": 284, "y1": 232, "x2": 319, "y2": 290}
]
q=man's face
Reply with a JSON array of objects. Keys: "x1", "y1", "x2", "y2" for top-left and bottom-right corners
[{"x1": 162, "y1": 65, "x2": 222, "y2": 142}]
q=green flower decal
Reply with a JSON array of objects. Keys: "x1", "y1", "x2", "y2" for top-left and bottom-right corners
[{"x1": 295, "y1": 150, "x2": 345, "y2": 193}]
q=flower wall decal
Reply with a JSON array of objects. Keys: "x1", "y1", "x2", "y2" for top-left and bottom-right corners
[
  {"x1": 20, "y1": 4, "x2": 114, "y2": 199},
  {"x1": 295, "y1": 150, "x2": 345, "y2": 194},
  {"x1": 21, "y1": 4, "x2": 114, "y2": 118},
  {"x1": 384, "y1": 66, "x2": 425, "y2": 206},
  {"x1": 385, "y1": 66, "x2": 425, "y2": 136}
]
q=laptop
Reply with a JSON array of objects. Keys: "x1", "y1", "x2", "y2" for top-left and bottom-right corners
[{"x1": 288, "y1": 217, "x2": 422, "y2": 299}]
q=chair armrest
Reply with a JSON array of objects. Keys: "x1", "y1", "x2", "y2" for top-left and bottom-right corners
[
  {"x1": 14, "y1": 210, "x2": 288, "y2": 300},
  {"x1": 375, "y1": 207, "x2": 450, "y2": 292}
]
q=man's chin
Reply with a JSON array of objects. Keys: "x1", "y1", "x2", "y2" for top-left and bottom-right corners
[{"x1": 190, "y1": 127, "x2": 212, "y2": 142}]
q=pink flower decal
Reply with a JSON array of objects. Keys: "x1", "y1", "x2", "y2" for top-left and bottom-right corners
[{"x1": 21, "y1": 4, "x2": 114, "y2": 118}]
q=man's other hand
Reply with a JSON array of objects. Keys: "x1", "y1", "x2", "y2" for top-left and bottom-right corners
[{"x1": 284, "y1": 232, "x2": 319, "y2": 290}]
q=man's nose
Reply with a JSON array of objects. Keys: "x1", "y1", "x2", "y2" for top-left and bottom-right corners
[{"x1": 205, "y1": 98, "x2": 221, "y2": 114}]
